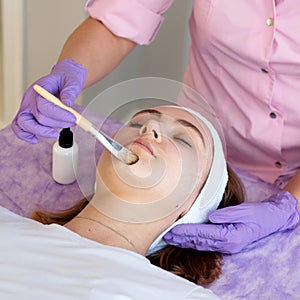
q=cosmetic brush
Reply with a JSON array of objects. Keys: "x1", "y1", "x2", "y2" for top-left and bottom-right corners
[{"x1": 33, "y1": 84, "x2": 139, "y2": 165}]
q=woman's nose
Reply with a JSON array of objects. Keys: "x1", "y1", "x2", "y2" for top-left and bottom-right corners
[{"x1": 139, "y1": 120, "x2": 162, "y2": 142}]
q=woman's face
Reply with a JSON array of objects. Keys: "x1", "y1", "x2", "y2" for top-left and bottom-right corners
[{"x1": 96, "y1": 106, "x2": 213, "y2": 221}]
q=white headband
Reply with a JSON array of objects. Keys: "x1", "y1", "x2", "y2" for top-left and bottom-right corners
[{"x1": 147, "y1": 106, "x2": 228, "y2": 255}]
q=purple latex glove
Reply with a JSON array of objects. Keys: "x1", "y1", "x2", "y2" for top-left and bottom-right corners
[
  {"x1": 12, "y1": 59, "x2": 87, "y2": 144},
  {"x1": 164, "y1": 191, "x2": 300, "y2": 254}
]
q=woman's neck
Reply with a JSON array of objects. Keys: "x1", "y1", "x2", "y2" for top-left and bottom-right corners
[
  {"x1": 73, "y1": 215, "x2": 140, "y2": 253},
  {"x1": 64, "y1": 203, "x2": 168, "y2": 256}
]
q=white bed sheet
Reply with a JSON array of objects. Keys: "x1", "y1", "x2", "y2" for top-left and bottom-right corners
[{"x1": 0, "y1": 205, "x2": 219, "y2": 300}]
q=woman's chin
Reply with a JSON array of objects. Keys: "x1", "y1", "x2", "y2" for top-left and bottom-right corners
[
  {"x1": 128, "y1": 155, "x2": 155, "y2": 178},
  {"x1": 110, "y1": 154, "x2": 168, "y2": 189}
]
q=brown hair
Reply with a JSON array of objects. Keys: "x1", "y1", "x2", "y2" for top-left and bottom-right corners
[{"x1": 32, "y1": 165, "x2": 244, "y2": 286}]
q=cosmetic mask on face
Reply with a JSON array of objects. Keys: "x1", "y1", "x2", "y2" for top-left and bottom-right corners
[{"x1": 91, "y1": 106, "x2": 212, "y2": 223}]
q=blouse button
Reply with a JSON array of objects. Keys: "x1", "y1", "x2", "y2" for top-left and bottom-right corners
[
  {"x1": 275, "y1": 161, "x2": 282, "y2": 168},
  {"x1": 261, "y1": 68, "x2": 269, "y2": 73},
  {"x1": 270, "y1": 112, "x2": 277, "y2": 119},
  {"x1": 266, "y1": 18, "x2": 274, "y2": 26}
]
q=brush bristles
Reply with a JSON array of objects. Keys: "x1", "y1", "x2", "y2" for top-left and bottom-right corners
[{"x1": 119, "y1": 148, "x2": 139, "y2": 165}]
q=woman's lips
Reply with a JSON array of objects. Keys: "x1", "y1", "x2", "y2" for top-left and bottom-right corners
[{"x1": 131, "y1": 138, "x2": 154, "y2": 156}]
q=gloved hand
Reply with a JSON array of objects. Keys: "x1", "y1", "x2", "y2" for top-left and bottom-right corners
[
  {"x1": 12, "y1": 59, "x2": 87, "y2": 144},
  {"x1": 164, "y1": 191, "x2": 300, "y2": 254}
]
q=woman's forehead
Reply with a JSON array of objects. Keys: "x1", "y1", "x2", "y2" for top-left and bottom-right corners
[{"x1": 153, "y1": 106, "x2": 206, "y2": 131}]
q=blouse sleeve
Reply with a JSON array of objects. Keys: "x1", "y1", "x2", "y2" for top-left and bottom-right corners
[{"x1": 85, "y1": 0, "x2": 174, "y2": 45}]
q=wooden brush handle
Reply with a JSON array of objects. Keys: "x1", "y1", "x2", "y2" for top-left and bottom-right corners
[{"x1": 33, "y1": 84, "x2": 92, "y2": 132}]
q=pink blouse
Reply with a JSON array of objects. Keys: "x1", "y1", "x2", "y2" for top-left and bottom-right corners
[{"x1": 86, "y1": 0, "x2": 300, "y2": 184}]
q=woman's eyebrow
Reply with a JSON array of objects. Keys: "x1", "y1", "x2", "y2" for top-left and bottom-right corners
[
  {"x1": 176, "y1": 119, "x2": 205, "y2": 144},
  {"x1": 131, "y1": 109, "x2": 162, "y2": 118}
]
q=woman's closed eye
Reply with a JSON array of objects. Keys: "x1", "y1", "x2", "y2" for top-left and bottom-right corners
[
  {"x1": 174, "y1": 136, "x2": 192, "y2": 148},
  {"x1": 129, "y1": 121, "x2": 143, "y2": 128}
]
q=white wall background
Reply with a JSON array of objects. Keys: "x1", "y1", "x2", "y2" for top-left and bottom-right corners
[
  {"x1": 0, "y1": 0, "x2": 25, "y2": 128},
  {"x1": 0, "y1": 0, "x2": 192, "y2": 127},
  {"x1": 0, "y1": 0, "x2": 86, "y2": 128}
]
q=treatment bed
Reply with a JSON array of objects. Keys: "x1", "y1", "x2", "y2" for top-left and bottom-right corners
[{"x1": 1, "y1": 110, "x2": 299, "y2": 300}]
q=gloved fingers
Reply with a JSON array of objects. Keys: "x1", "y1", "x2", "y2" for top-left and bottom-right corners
[
  {"x1": 208, "y1": 203, "x2": 256, "y2": 224},
  {"x1": 33, "y1": 76, "x2": 77, "y2": 126},
  {"x1": 34, "y1": 113, "x2": 75, "y2": 130},
  {"x1": 164, "y1": 232, "x2": 212, "y2": 249},
  {"x1": 60, "y1": 87, "x2": 80, "y2": 106},
  {"x1": 35, "y1": 97, "x2": 76, "y2": 127},
  {"x1": 191, "y1": 240, "x2": 244, "y2": 254},
  {"x1": 164, "y1": 239, "x2": 202, "y2": 250},
  {"x1": 35, "y1": 75, "x2": 62, "y2": 96},
  {"x1": 164, "y1": 232, "x2": 235, "y2": 253},
  {"x1": 164, "y1": 224, "x2": 248, "y2": 254},
  {"x1": 16, "y1": 112, "x2": 59, "y2": 139},
  {"x1": 51, "y1": 59, "x2": 87, "y2": 106},
  {"x1": 165, "y1": 223, "x2": 229, "y2": 241},
  {"x1": 60, "y1": 78, "x2": 84, "y2": 106},
  {"x1": 11, "y1": 120, "x2": 38, "y2": 144}
]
